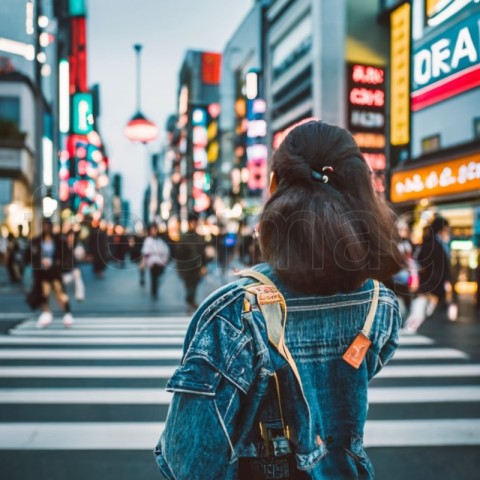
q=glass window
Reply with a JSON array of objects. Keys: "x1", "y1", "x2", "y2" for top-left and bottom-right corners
[
  {"x1": 272, "y1": 15, "x2": 312, "y2": 78},
  {"x1": 474, "y1": 118, "x2": 480, "y2": 139},
  {"x1": 421, "y1": 134, "x2": 441, "y2": 154},
  {"x1": 0, "y1": 96, "x2": 20, "y2": 126}
]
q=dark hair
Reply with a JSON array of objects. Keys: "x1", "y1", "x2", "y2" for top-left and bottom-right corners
[
  {"x1": 430, "y1": 216, "x2": 449, "y2": 234},
  {"x1": 259, "y1": 120, "x2": 403, "y2": 295}
]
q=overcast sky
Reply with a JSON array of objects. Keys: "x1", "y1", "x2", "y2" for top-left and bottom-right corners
[{"x1": 88, "y1": 0, "x2": 253, "y2": 219}]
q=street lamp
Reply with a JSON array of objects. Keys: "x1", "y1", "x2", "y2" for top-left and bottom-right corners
[{"x1": 124, "y1": 44, "x2": 158, "y2": 143}]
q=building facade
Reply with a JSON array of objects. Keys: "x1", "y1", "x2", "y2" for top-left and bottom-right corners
[
  {"x1": 263, "y1": 0, "x2": 389, "y2": 192},
  {"x1": 388, "y1": 0, "x2": 480, "y2": 300},
  {"x1": 0, "y1": 0, "x2": 59, "y2": 235},
  {"x1": 166, "y1": 50, "x2": 222, "y2": 221}
]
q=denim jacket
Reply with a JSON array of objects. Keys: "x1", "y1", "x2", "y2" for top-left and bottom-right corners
[{"x1": 154, "y1": 264, "x2": 401, "y2": 479}]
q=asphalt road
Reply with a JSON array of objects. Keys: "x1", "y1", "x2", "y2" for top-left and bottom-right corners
[{"x1": 0, "y1": 263, "x2": 479, "y2": 479}]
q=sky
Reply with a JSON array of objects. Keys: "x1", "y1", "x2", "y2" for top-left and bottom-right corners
[{"x1": 88, "y1": 0, "x2": 253, "y2": 219}]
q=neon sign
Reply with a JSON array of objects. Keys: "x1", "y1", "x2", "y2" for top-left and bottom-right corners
[{"x1": 351, "y1": 65, "x2": 384, "y2": 85}]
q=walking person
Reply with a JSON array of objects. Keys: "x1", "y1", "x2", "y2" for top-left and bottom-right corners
[
  {"x1": 142, "y1": 224, "x2": 170, "y2": 300},
  {"x1": 405, "y1": 216, "x2": 453, "y2": 333},
  {"x1": 62, "y1": 229, "x2": 86, "y2": 302},
  {"x1": 175, "y1": 213, "x2": 206, "y2": 311},
  {"x1": 27, "y1": 219, "x2": 73, "y2": 328},
  {"x1": 387, "y1": 220, "x2": 419, "y2": 318},
  {"x1": 154, "y1": 120, "x2": 403, "y2": 479},
  {"x1": 88, "y1": 220, "x2": 108, "y2": 278}
]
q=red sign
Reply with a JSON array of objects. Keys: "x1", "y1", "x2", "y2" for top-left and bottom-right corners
[
  {"x1": 70, "y1": 17, "x2": 87, "y2": 93},
  {"x1": 349, "y1": 88, "x2": 385, "y2": 107},
  {"x1": 351, "y1": 64, "x2": 384, "y2": 85},
  {"x1": 202, "y1": 52, "x2": 222, "y2": 85}
]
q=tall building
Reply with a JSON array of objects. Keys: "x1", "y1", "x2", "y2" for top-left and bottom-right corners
[
  {"x1": 263, "y1": 0, "x2": 389, "y2": 192},
  {"x1": 220, "y1": 2, "x2": 267, "y2": 227},
  {"x1": 170, "y1": 50, "x2": 222, "y2": 219},
  {"x1": 55, "y1": 0, "x2": 110, "y2": 224},
  {"x1": 0, "y1": 0, "x2": 59, "y2": 235},
  {"x1": 387, "y1": 0, "x2": 480, "y2": 298}
]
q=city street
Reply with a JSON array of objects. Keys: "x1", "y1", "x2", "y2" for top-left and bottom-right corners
[{"x1": 0, "y1": 265, "x2": 479, "y2": 480}]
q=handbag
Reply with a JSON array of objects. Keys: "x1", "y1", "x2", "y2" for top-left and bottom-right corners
[{"x1": 26, "y1": 280, "x2": 44, "y2": 310}]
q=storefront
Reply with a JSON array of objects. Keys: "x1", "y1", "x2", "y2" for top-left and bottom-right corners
[{"x1": 391, "y1": 150, "x2": 480, "y2": 299}]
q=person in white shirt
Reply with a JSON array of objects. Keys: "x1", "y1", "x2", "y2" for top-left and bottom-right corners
[{"x1": 141, "y1": 224, "x2": 170, "y2": 300}]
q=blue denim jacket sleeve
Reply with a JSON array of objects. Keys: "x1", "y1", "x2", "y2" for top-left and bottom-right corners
[
  {"x1": 154, "y1": 287, "x2": 258, "y2": 480},
  {"x1": 372, "y1": 292, "x2": 402, "y2": 377}
]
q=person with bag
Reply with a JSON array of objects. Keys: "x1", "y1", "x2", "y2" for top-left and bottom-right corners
[
  {"x1": 27, "y1": 219, "x2": 73, "y2": 328},
  {"x1": 61, "y1": 229, "x2": 86, "y2": 302},
  {"x1": 175, "y1": 214, "x2": 207, "y2": 311},
  {"x1": 142, "y1": 223, "x2": 170, "y2": 300},
  {"x1": 153, "y1": 121, "x2": 403, "y2": 479},
  {"x1": 404, "y1": 216, "x2": 454, "y2": 332}
]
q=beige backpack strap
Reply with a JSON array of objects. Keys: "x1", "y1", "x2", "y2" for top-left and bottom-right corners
[
  {"x1": 239, "y1": 270, "x2": 303, "y2": 390},
  {"x1": 342, "y1": 279, "x2": 380, "y2": 369}
]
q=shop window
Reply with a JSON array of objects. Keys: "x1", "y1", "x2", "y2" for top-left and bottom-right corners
[
  {"x1": 474, "y1": 118, "x2": 480, "y2": 139},
  {"x1": 0, "y1": 96, "x2": 20, "y2": 126},
  {"x1": 421, "y1": 134, "x2": 440, "y2": 154},
  {"x1": 0, "y1": 178, "x2": 13, "y2": 204}
]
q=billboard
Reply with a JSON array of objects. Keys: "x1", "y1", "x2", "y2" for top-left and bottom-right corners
[
  {"x1": 412, "y1": 8, "x2": 480, "y2": 111},
  {"x1": 347, "y1": 63, "x2": 386, "y2": 192},
  {"x1": 391, "y1": 152, "x2": 480, "y2": 202},
  {"x1": 390, "y1": 3, "x2": 411, "y2": 146}
]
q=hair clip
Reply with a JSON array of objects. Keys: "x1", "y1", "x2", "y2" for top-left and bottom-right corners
[{"x1": 311, "y1": 166, "x2": 334, "y2": 183}]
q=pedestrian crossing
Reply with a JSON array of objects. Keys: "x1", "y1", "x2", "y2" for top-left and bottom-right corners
[{"x1": 0, "y1": 315, "x2": 479, "y2": 454}]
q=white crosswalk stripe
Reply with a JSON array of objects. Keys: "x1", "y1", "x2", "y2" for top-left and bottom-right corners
[{"x1": 0, "y1": 315, "x2": 479, "y2": 454}]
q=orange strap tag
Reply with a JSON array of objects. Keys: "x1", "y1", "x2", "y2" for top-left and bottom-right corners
[{"x1": 342, "y1": 332, "x2": 371, "y2": 369}]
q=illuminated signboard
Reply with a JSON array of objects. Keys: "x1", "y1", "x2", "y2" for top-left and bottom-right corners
[
  {"x1": 69, "y1": 0, "x2": 86, "y2": 16},
  {"x1": 347, "y1": 63, "x2": 386, "y2": 191},
  {"x1": 70, "y1": 17, "x2": 87, "y2": 94},
  {"x1": 202, "y1": 52, "x2": 222, "y2": 85},
  {"x1": 426, "y1": 0, "x2": 475, "y2": 27},
  {"x1": 391, "y1": 152, "x2": 480, "y2": 202},
  {"x1": 390, "y1": 3, "x2": 411, "y2": 145},
  {"x1": 72, "y1": 93, "x2": 93, "y2": 134},
  {"x1": 412, "y1": 10, "x2": 480, "y2": 111}
]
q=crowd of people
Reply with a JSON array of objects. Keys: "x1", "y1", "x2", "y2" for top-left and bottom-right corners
[
  {"x1": 1, "y1": 214, "x2": 263, "y2": 325},
  {"x1": 0, "y1": 200, "x2": 473, "y2": 332}
]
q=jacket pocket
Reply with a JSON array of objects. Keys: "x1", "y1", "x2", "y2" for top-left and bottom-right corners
[
  {"x1": 153, "y1": 443, "x2": 176, "y2": 480},
  {"x1": 167, "y1": 355, "x2": 220, "y2": 396},
  {"x1": 344, "y1": 434, "x2": 374, "y2": 479}
]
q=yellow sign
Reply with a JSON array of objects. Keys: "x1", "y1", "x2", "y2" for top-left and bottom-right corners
[
  {"x1": 426, "y1": 0, "x2": 442, "y2": 17},
  {"x1": 390, "y1": 3, "x2": 411, "y2": 146},
  {"x1": 353, "y1": 133, "x2": 386, "y2": 149},
  {"x1": 391, "y1": 153, "x2": 480, "y2": 203}
]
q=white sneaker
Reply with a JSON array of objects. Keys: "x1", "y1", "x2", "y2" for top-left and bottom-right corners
[
  {"x1": 63, "y1": 313, "x2": 74, "y2": 328},
  {"x1": 36, "y1": 311, "x2": 53, "y2": 329}
]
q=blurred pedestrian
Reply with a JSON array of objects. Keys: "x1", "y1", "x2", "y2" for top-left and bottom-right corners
[
  {"x1": 216, "y1": 227, "x2": 236, "y2": 281},
  {"x1": 5, "y1": 232, "x2": 23, "y2": 283},
  {"x1": 89, "y1": 220, "x2": 108, "y2": 278},
  {"x1": 142, "y1": 224, "x2": 170, "y2": 300},
  {"x1": 387, "y1": 220, "x2": 419, "y2": 317},
  {"x1": 405, "y1": 216, "x2": 453, "y2": 332},
  {"x1": 130, "y1": 229, "x2": 146, "y2": 286},
  {"x1": 175, "y1": 213, "x2": 206, "y2": 311},
  {"x1": 62, "y1": 230, "x2": 85, "y2": 302},
  {"x1": 27, "y1": 219, "x2": 73, "y2": 328},
  {"x1": 155, "y1": 120, "x2": 402, "y2": 478},
  {"x1": 110, "y1": 228, "x2": 128, "y2": 268}
]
